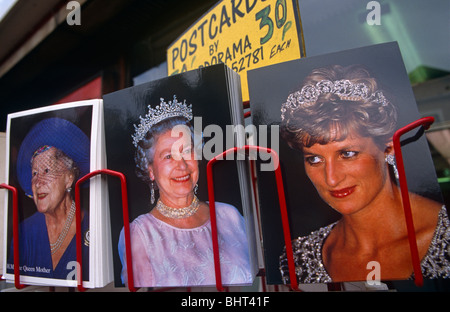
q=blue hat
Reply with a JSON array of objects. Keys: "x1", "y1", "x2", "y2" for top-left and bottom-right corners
[{"x1": 17, "y1": 117, "x2": 90, "y2": 197}]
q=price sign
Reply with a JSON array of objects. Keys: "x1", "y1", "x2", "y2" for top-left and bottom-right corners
[{"x1": 167, "y1": 0, "x2": 305, "y2": 102}]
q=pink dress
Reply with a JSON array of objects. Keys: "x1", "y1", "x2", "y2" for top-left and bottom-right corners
[{"x1": 118, "y1": 202, "x2": 253, "y2": 287}]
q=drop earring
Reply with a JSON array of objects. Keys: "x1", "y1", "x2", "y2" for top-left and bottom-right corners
[
  {"x1": 150, "y1": 181, "x2": 155, "y2": 204},
  {"x1": 385, "y1": 154, "x2": 399, "y2": 179},
  {"x1": 194, "y1": 184, "x2": 198, "y2": 195}
]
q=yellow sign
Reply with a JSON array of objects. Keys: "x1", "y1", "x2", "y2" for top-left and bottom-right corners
[{"x1": 167, "y1": 0, "x2": 305, "y2": 102}]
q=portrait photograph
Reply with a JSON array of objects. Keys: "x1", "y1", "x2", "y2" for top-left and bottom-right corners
[
  {"x1": 247, "y1": 42, "x2": 448, "y2": 286},
  {"x1": 103, "y1": 63, "x2": 258, "y2": 288},
  {"x1": 3, "y1": 100, "x2": 100, "y2": 287}
]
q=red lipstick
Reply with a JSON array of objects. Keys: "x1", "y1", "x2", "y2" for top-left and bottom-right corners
[{"x1": 329, "y1": 186, "x2": 356, "y2": 198}]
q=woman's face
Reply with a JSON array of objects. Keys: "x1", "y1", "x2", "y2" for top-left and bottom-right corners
[
  {"x1": 302, "y1": 132, "x2": 391, "y2": 216},
  {"x1": 31, "y1": 148, "x2": 73, "y2": 214},
  {"x1": 148, "y1": 129, "x2": 198, "y2": 205}
]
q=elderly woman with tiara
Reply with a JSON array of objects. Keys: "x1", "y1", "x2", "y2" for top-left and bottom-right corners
[
  {"x1": 118, "y1": 96, "x2": 252, "y2": 287},
  {"x1": 278, "y1": 65, "x2": 450, "y2": 284}
]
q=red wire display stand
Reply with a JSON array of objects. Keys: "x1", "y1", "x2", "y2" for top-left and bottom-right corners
[
  {"x1": 202, "y1": 115, "x2": 435, "y2": 292},
  {"x1": 3, "y1": 116, "x2": 434, "y2": 292},
  {"x1": 0, "y1": 183, "x2": 27, "y2": 290},
  {"x1": 392, "y1": 116, "x2": 435, "y2": 287},
  {"x1": 206, "y1": 145, "x2": 299, "y2": 291},
  {"x1": 74, "y1": 169, "x2": 139, "y2": 292}
]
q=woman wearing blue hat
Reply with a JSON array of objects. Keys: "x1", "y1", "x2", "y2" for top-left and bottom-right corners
[{"x1": 9, "y1": 117, "x2": 90, "y2": 281}]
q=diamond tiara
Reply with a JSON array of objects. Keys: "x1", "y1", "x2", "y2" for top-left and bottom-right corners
[
  {"x1": 132, "y1": 95, "x2": 193, "y2": 147},
  {"x1": 281, "y1": 79, "x2": 390, "y2": 120}
]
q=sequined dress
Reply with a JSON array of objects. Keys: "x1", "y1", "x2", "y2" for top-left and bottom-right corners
[{"x1": 279, "y1": 206, "x2": 450, "y2": 284}]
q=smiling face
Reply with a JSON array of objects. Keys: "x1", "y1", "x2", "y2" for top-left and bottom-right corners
[
  {"x1": 302, "y1": 132, "x2": 392, "y2": 216},
  {"x1": 31, "y1": 147, "x2": 74, "y2": 214},
  {"x1": 148, "y1": 129, "x2": 198, "y2": 206}
]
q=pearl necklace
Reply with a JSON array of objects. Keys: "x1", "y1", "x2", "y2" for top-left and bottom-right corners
[
  {"x1": 50, "y1": 201, "x2": 76, "y2": 255},
  {"x1": 156, "y1": 196, "x2": 199, "y2": 219}
]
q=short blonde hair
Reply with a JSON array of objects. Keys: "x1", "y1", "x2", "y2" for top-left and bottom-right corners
[{"x1": 280, "y1": 65, "x2": 397, "y2": 150}]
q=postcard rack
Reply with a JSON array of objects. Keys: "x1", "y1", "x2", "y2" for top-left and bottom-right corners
[
  {"x1": 71, "y1": 146, "x2": 295, "y2": 292},
  {"x1": 0, "y1": 183, "x2": 27, "y2": 290},
  {"x1": 392, "y1": 116, "x2": 435, "y2": 287},
  {"x1": 1, "y1": 116, "x2": 435, "y2": 292},
  {"x1": 74, "y1": 169, "x2": 138, "y2": 292},
  {"x1": 206, "y1": 145, "x2": 298, "y2": 291}
]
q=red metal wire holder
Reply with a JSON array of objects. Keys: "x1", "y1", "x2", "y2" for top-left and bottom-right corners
[
  {"x1": 4, "y1": 117, "x2": 434, "y2": 292},
  {"x1": 206, "y1": 145, "x2": 299, "y2": 291},
  {"x1": 392, "y1": 116, "x2": 435, "y2": 287},
  {"x1": 0, "y1": 183, "x2": 27, "y2": 290},
  {"x1": 75, "y1": 169, "x2": 139, "y2": 292}
]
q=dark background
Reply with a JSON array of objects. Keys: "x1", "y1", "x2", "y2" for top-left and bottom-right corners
[
  {"x1": 248, "y1": 42, "x2": 444, "y2": 284},
  {"x1": 6, "y1": 104, "x2": 93, "y2": 279},
  {"x1": 103, "y1": 63, "x2": 255, "y2": 287}
]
